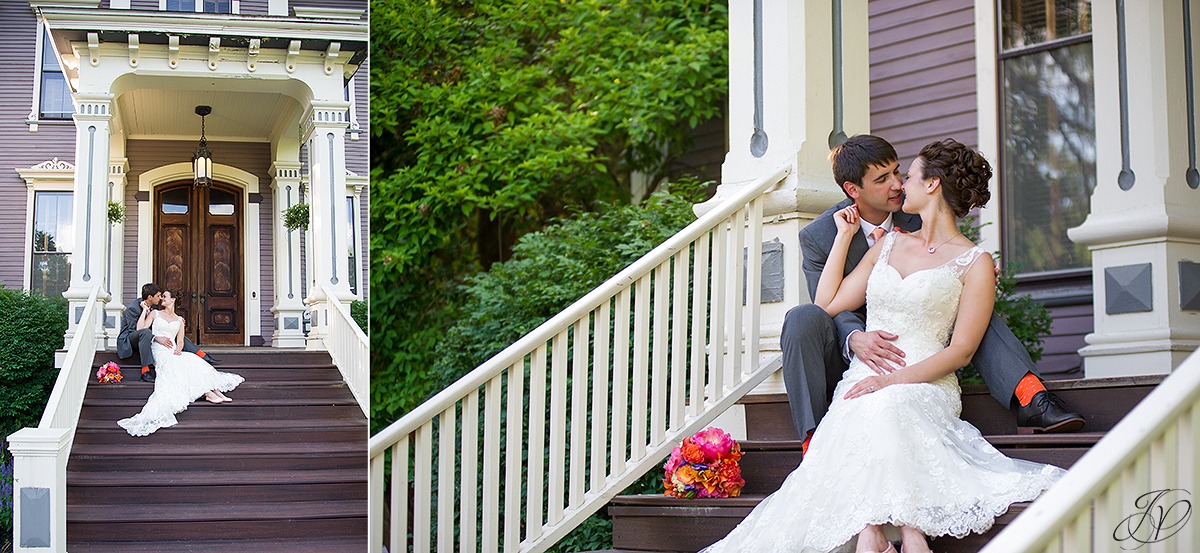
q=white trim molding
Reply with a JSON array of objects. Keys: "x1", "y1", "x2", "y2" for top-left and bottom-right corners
[{"x1": 17, "y1": 159, "x2": 76, "y2": 293}]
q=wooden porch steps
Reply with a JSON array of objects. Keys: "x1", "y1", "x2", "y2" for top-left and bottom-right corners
[
  {"x1": 67, "y1": 349, "x2": 367, "y2": 552},
  {"x1": 604, "y1": 375, "x2": 1163, "y2": 553}
]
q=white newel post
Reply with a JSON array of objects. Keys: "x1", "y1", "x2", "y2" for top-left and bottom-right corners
[
  {"x1": 271, "y1": 161, "x2": 308, "y2": 348},
  {"x1": 695, "y1": 0, "x2": 870, "y2": 397},
  {"x1": 1068, "y1": 0, "x2": 1200, "y2": 377},
  {"x1": 103, "y1": 158, "x2": 128, "y2": 349},
  {"x1": 61, "y1": 93, "x2": 113, "y2": 349},
  {"x1": 7, "y1": 428, "x2": 71, "y2": 553},
  {"x1": 303, "y1": 101, "x2": 354, "y2": 350}
]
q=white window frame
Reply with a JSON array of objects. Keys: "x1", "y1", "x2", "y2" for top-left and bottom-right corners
[
  {"x1": 17, "y1": 159, "x2": 76, "y2": 292},
  {"x1": 28, "y1": 21, "x2": 75, "y2": 131},
  {"x1": 159, "y1": 0, "x2": 240, "y2": 14}
]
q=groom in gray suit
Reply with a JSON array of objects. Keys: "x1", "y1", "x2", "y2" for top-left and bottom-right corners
[
  {"x1": 781, "y1": 135, "x2": 1083, "y2": 455},
  {"x1": 117, "y1": 282, "x2": 220, "y2": 382}
]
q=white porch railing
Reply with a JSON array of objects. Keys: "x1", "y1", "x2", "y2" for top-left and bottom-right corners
[
  {"x1": 982, "y1": 349, "x2": 1200, "y2": 553},
  {"x1": 368, "y1": 165, "x2": 791, "y2": 553},
  {"x1": 309, "y1": 284, "x2": 369, "y2": 416},
  {"x1": 7, "y1": 284, "x2": 105, "y2": 553}
]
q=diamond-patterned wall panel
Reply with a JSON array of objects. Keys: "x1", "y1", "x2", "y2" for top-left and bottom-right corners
[
  {"x1": 1181, "y1": 261, "x2": 1200, "y2": 311},
  {"x1": 1105, "y1": 263, "x2": 1153, "y2": 314}
]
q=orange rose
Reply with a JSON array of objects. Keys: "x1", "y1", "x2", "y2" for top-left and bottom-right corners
[
  {"x1": 673, "y1": 465, "x2": 698, "y2": 486},
  {"x1": 681, "y1": 441, "x2": 705, "y2": 464}
]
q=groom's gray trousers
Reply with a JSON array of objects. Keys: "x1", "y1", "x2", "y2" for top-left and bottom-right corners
[
  {"x1": 780, "y1": 304, "x2": 1036, "y2": 439},
  {"x1": 123, "y1": 328, "x2": 200, "y2": 367}
]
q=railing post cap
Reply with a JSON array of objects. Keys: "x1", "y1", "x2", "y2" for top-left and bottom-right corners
[{"x1": 6, "y1": 427, "x2": 71, "y2": 455}]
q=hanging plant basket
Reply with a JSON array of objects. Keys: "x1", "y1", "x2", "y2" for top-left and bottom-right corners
[
  {"x1": 107, "y1": 201, "x2": 126, "y2": 225},
  {"x1": 283, "y1": 202, "x2": 310, "y2": 231}
]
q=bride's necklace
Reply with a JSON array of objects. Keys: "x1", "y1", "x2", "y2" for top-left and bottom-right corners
[{"x1": 923, "y1": 232, "x2": 962, "y2": 254}]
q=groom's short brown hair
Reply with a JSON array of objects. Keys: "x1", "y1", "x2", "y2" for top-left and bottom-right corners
[
  {"x1": 829, "y1": 135, "x2": 898, "y2": 195},
  {"x1": 140, "y1": 283, "x2": 161, "y2": 301}
]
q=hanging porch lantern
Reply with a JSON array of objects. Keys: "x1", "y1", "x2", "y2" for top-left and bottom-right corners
[{"x1": 193, "y1": 105, "x2": 213, "y2": 187}]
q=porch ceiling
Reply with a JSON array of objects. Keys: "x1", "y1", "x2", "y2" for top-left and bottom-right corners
[{"x1": 117, "y1": 88, "x2": 299, "y2": 143}]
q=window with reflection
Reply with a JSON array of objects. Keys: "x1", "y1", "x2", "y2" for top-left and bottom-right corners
[
  {"x1": 166, "y1": 0, "x2": 230, "y2": 12},
  {"x1": 40, "y1": 31, "x2": 72, "y2": 119},
  {"x1": 209, "y1": 189, "x2": 236, "y2": 216},
  {"x1": 31, "y1": 192, "x2": 72, "y2": 297},
  {"x1": 1001, "y1": 0, "x2": 1095, "y2": 274},
  {"x1": 161, "y1": 188, "x2": 189, "y2": 214}
]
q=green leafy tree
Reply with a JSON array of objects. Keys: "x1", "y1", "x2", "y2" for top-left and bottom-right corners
[{"x1": 370, "y1": 0, "x2": 728, "y2": 429}]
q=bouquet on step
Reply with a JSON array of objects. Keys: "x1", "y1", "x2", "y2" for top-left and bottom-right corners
[
  {"x1": 96, "y1": 361, "x2": 123, "y2": 383},
  {"x1": 663, "y1": 427, "x2": 745, "y2": 499}
]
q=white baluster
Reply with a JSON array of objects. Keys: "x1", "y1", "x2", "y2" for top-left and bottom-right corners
[
  {"x1": 437, "y1": 409, "x2": 455, "y2": 553},
  {"x1": 504, "y1": 363, "x2": 525, "y2": 551},
  {"x1": 591, "y1": 303, "x2": 611, "y2": 492},
  {"x1": 611, "y1": 290, "x2": 631, "y2": 477},
  {"x1": 482, "y1": 378, "x2": 502, "y2": 550},
  {"x1": 746, "y1": 198, "x2": 763, "y2": 371},
  {"x1": 631, "y1": 274, "x2": 651, "y2": 460},
  {"x1": 670, "y1": 252, "x2": 689, "y2": 431},
  {"x1": 525, "y1": 346, "x2": 547, "y2": 541},
  {"x1": 689, "y1": 235, "x2": 710, "y2": 416},
  {"x1": 548, "y1": 330, "x2": 569, "y2": 524},
  {"x1": 709, "y1": 222, "x2": 728, "y2": 395},
  {"x1": 651, "y1": 263, "x2": 669, "y2": 446},
  {"x1": 413, "y1": 424, "x2": 432, "y2": 552},
  {"x1": 570, "y1": 317, "x2": 590, "y2": 509},
  {"x1": 460, "y1": 392, "x2": 479, "y2": 550},
  {"x1": 390, "y1": 438, "x2": 408, "y2": 553},
  {"x1": 729, "y1": 207, "x2": 746, "y2": 384}
]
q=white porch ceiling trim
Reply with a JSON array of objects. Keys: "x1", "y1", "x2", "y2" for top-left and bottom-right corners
[{"x1": 34, "y1": 6, "x2": 367, "y2": 43}]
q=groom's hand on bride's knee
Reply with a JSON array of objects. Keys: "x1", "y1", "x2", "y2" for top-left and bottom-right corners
[
  {"x1": 154, "y1": 336, "x2": 174, "y2": 348},
  {"x1": 848, "y1": 330, "x2": 906, "y2": 375}
]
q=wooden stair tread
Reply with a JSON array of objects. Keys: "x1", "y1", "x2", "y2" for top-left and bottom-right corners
[
  {"x1": 67, "y1": 468, "x2": 365, "y2": 486},
  {"x1": 83, "y1": 397, "x2": 359, "y2": 407},
  {"x1": 76, "y1": 418, "x2": 364, "y2": 430},
  {"x1": 67, "y1": 536, "x2": 367, "y2": 553},
  {"x1": 69, "y1": 499, "x2": 366, "y2": 521},
  {"x1": 71, "y1": 442, "x2": 363, "y2": 456}
]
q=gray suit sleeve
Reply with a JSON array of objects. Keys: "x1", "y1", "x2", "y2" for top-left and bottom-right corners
[{"x1": 799, "y1": 223, "x2": 865, "y2": 353}]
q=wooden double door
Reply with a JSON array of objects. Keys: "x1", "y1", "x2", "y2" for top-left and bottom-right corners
[{"x1": 154, "y1": 182, "x2": 243, "y2": 345}]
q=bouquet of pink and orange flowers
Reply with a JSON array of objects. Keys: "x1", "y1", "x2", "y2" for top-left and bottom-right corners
[
  {"x1": 96, "y1": 361, "x2": 122, "y2": 383},
  {"x1": 663, "y1": 427, "x2": 745, "y2": 499}
]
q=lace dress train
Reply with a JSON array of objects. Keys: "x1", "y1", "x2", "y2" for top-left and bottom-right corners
[
  {"x1": 700, "y1": 233, "x2": 1064, "y2": 553},
  {"x1": 117, "y1": 316, "x2": 244, "y2": 437}
]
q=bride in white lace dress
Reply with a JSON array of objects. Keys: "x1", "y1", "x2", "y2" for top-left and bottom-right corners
[
  {"x1": 117, "y1": 290, "x2": 244, "y2": 437},
  {"x1": 701, "y1": 140, "x2": 1064, "y2": 553}
]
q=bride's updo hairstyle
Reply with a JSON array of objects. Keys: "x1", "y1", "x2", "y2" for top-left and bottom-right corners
[{"x1": 917, "y1": 138, "x2": 993, "y2": 218}]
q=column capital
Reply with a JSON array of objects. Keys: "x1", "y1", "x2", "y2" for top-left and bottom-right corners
[
  {"x1": 71, "y1": 93, "x2": 114, "y2": 123},
  {"x1": 270, "y1": 161, "x2": 304, "y2": 181}
]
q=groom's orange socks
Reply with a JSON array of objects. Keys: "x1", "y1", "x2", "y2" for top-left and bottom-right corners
[
  {"x1": 801, "y1": 430, "x2": 814, "y2": 456},
  {"x1": 196, "y1": 351, "x2": 207, "y2": 359},
  {"x1": 141, "y1": 365, "x2": 151, "y2": 375},
  {"x1": 1014, "y1": 372, "x2": 1046, "y2": 407}
]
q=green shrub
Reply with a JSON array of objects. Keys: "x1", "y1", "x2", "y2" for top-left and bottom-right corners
[
  {"x1": 351, "y1": 300, "x2": 368, "y2": 336},
  {"x1": 0, "y1": 287, "x2": 67, "y2": 544},
  {"x1": 957, "y1": 217, "x2": 1052, "y2": 385}
]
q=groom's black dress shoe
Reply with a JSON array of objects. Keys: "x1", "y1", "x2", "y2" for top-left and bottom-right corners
[
  {"x1": 140, "y1": 368, "x2": 156, "y2": 383},
  {"x1": 202, "y1": 355, "x2": 221, "y2": 365},
  {"x1": 1015, "y1": 391, "x2": 1085, "y2": 434}
]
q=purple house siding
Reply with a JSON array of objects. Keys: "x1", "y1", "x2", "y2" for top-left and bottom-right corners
[
  {"x1": 0, "y1": 4, "x2": 81, "y2": 291},
  {"x1": 130, "y1": 0, "x2": 159, "y2": 10},
  {"x1": 292, "y1": 0, "x2": 365, "y2": 18},
  {"x1": 239, "y1": 0, "x2": 269, "y2": 15},
  {"x1": 346, "y1": 57, "x2": 369, "y2": 177},
  {"x1": 868, "y1": 0, "x2": 978, "y2": 162},
  {"x1": 123, "y1": 139, "x2": 274, "y2": 344}
]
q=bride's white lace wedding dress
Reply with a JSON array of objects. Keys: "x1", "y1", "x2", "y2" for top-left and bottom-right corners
[
  {"x1": 701, "y1": 233, "x2": 1065, "y2": 553},
  {"x1": 117, "y1": 315, "x2": 244, "y2": 437}
]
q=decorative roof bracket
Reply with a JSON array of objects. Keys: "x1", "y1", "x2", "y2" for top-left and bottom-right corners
[
  {"x1": 287, "y1": 40, "x2": 300, "y2": 73},
  {"x1": 247, "y1": 38, "x2": 260, "y2": 72},
  {"x1": 324, "y1": 42, "x2": 340, "y2": 75},
  {"x1": 208, "y1": 37, "x2": 220, "y2": 70},
  {"x1": 168, "y1": 35, "x2": 179, "y2": 68},
  {"x1": 87, "y1": 32, "x2": 99, "y2": 66},
  {"x1": 127, "y1": 33, "x2": 139, "y2": 67}
]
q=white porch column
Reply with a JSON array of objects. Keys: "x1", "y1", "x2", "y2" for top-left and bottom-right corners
[
  {"x1": 103, "y1": 158, "x2": 128, "y2": 349},
  {"x1": 303, "y1": 101, "x2": 354, "y2": 350},
  {"x1": 61, "y1": 94, "x2": 113, "y2": 348},
  {"x1": 1069, "y1": 0, "x2": 1200, "y2": 376},
  {"x1": 695, "y1": 0, "x2": 870, "y2": 394},
  {"x1": 271, "y1": 161, "x2": 307, "y2": 348},
  {"x1": 7, "y1": 428, "x2": 71, "y2": 553}
]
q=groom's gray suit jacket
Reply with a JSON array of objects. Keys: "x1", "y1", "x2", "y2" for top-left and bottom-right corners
[{"x1": 798, "y1": 198, "x2": 1035, "y2": 407}]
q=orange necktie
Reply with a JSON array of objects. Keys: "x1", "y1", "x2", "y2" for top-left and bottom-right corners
[{"x1": 869, "y1": 227, "x2": 887, "y2": 244}]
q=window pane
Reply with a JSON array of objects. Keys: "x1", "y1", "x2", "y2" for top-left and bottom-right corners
[
  {"x1": 40, "y1": 73, "x2": 74, "y2": 119},
  {"x1": 166, "y1": 0, "x2": 195, "y2": 11},
  {"x1": 162, "y1": 188, "x2": 189, "y2": 214},
  {"x1": 1002, "y1": 42, "x2": 1096, "y2": 273},
  {"x1": 202, "y1": 0, "x2": 232, "y2": 13},
  {"x1": 209, "y1": 189, "x2": 236, "y2": 216},
  {"x1": 1002, "y1": 0, "x2": 1092, "y2": 51},
  {"x1": 33, "y1": 192, "x2": 72, "y2": 253},
  {"x1": 41, "y1": 32, "x2": 59, "y2": 71},
  {"x1": 31, "y1": 253, "x2": 71, "y2": 299}
]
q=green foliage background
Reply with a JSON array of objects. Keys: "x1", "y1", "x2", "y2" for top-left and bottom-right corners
[
  {"x1": 370, "y1": 0, "x2": 729, "y2": 432},
  {"x1": 0, "y1": 288, "x2": 68, "y2": 543}
]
